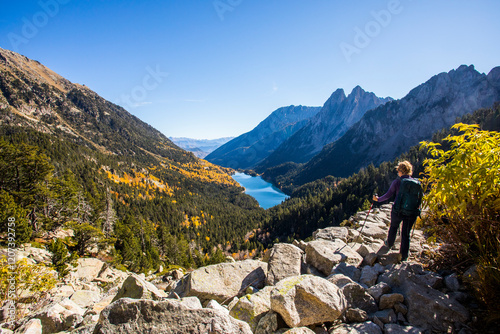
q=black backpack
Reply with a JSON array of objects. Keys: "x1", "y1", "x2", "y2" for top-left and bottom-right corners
[{"x1": 393, "y1": 177, "x2": 423, "y2": 216}]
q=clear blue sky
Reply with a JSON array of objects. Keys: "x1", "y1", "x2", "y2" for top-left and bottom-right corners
[{"x1": 1, "y1": 0, "x2": 499, "y2": 139}]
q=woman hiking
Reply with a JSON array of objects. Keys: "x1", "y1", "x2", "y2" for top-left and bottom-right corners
[{"x1": 373, "y1": 160, "x2": 422, "y2": 262}]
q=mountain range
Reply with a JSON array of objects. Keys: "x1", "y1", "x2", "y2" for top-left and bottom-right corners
[
  {"x1": 206, "y1": 105, "x2": 321, "y2": 169},
  {"x1": 257, "y1": 86, "x2": 392, "y2": 170},
  {"x1": 170, "y1": 137, "x2": 234, "y2": 158},
  {"x1": 287, "y1": 64, "x2": 500, "y2": 185}
]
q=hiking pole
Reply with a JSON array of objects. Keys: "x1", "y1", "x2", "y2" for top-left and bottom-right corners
[
  {"x1": 352, "y1": 195, "x2": 376, "y2": 248},
  {"x1": 358, "y1": 202, "x2": 374, "y2": 237}
]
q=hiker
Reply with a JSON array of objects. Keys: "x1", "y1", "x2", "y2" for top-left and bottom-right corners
[{"x1": 373, "y1": 161, "x2": 423, "y2": 261}]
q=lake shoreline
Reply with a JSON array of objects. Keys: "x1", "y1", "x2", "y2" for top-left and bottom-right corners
[{"x1": 231, "y1": 172, "x2": 289, "y2": 209}]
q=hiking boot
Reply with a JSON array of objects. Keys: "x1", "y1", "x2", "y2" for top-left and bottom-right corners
[{"x1": 384, "y1": 240, "x2": 394, "y2": 249}]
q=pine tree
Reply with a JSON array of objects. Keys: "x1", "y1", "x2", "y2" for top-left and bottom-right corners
[{"x1": 48, "y1": 238, "x2": 78, "y2": 277}]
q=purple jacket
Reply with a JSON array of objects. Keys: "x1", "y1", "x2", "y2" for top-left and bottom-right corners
[{"x1": 378, "y1": 175, "x2": 412, "y2": 202}]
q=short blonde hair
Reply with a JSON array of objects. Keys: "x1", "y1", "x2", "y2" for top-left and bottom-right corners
[{"x1": 397, "y1": 161, "x2": 413, "y2": 176}]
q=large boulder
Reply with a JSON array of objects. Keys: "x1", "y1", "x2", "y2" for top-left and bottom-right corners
[
  {"x1": 377, "y1": 263, "x2": 470, "y2": 332},
  {"x1": 33, "y1": 298, "x2": 85, "y2": 333},
  {"x1": 266, "y1": 243, "x2": 303, "y2": 286},
  {"x1": 93, "y1": 298, "x2": 252, "y2": 334},
  {"x1": 255, "y1": 311, "x2": 280, "y2": 334},
  {"x1": 170, "y1": 259, "x2": 267, "y2": 304},
  {"x1": 14, "y1": 318, "x2": 43, "y2": 334},
  {"x1": 69, "y1": 258, "x2": 106, "y2": 283},
  {"x1": 313, "y1": 226, "x2": 349, "y2": 243},
  {"x1": 69, "y1": 290, "x2": 101, "y2": 308},
  {"x1": 403, "y1": 279, "x2": 469, "y2": 332},
  {"x1": 341, "y1": 282, "x2": 378, "y2": 314},
  {"x1": 305, "y1": 240, "x2": 363, "y2": 276},
  {"x1": 230, "y1": 286, "x2": 273, "y2": 332},
  {"x1": 112, "y1": 274, "x2": 167, "y2": 302},
  {"x1": 357, "y1": 223, "x2": 387, "y2": 240},
  {"x1": 270, "y1": 275, "x2": 347, "y2": 327}
]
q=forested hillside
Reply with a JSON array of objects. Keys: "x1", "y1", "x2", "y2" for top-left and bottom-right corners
[{"x1": 0, "y1": 48, "x2": 265, "y2": 273}]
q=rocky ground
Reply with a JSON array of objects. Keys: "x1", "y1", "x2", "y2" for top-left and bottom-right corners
[{"x1": 0, "y1": 204, "x2": 479, "y2": 334}]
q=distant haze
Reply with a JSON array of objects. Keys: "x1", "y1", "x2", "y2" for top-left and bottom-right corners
[{"x1": 170, "y1": 137, "x2": 235, "y2": 158}]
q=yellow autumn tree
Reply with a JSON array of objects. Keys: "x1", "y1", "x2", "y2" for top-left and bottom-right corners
[{"x1": 420, "y1": 123, "x2": 500, "y2": 319}]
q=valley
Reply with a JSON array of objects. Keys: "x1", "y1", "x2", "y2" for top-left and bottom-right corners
[{"x1": 1, "y1": 47, "x2": 499, "y2": 333}]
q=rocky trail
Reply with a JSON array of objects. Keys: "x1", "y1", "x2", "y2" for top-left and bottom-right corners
[{"x1": 1, "y1": 204, "x2": 477, "y2": 334}]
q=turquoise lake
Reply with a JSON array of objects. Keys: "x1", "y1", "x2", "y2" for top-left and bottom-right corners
[{"x1": 231, "y1": 172, "x2": 289, "y2": 209}]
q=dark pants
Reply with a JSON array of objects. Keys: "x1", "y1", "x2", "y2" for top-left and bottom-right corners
[{"x1": 387, "y1": 210, "x2": 418, "y2": 260}]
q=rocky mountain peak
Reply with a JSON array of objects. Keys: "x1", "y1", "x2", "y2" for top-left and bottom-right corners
[
  {"x1": 257, "y1": 86, "x2": 390, "y2": 169},
  {"x1": 487, "y1": 66, "x2": 500, "y2": 88},
  {"x1": 0, "y1": 47, "x2": 74, "y2": 93},
  {"x1": 323, "y1": 88, "x2": 347, "y2": 110}
]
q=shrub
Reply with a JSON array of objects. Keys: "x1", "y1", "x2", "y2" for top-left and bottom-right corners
[
  {"x1": 420, "y1": 123, "x2": 500, "y2": 320},
  {"x1": 47, "y1": 238, "x2": 78, "y2": 277},
  {"x1": 0, "y1": 256, "x2": 58, "y2": 320}
]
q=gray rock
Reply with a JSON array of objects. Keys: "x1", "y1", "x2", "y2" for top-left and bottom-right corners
[
  {"x1": 306, "y1": 239, "x2": 363, "y2": 276},
  {"x1": 173, "y1": 296, "x2": 203, "y2": 309},
  {"x1": 69, "y1": 290, "x2": 101, "y2": 308},
  {"x1": 326, "y1": 273, "x2": 355, "y2": 288},
  {"x1": 293, "y1": 239, "x2": 308, "y2": 252},
  {"x1": 112, "y1": 274, "x2": 166, "y2": 302},
  {"x1": 352, "y1": 244, "x2": 374, "y2": 258},
  {"x1": 413, "y1": 271, "x2": 443, "y2": 289},
  {"x1": 33, "y1": 298, "x2": 85, "y2": 334},
  {"x1": 255, "y1": 311, "x2": 279, "y2": 334},
  {"x1": 266, "y1": 243, "x2": 304, "y2": 286},
  {"x1": 305, "y1": 240, "x2": 344, "y2": 275},
  {"x1": 331, "y1": 262, "x2": 361, "y2": 282},
  {"x1": 313, "y1": 226, "x2": 349, "y2": 243},
  {"x1": 462, "y1": 265, "x2": 479, "y2": 286},
  {"x1": 374, "y1": 309, "x2": 397, "y2": 324},
  {"x1": 206, "y1": 300, "x2": 229, "y2": 314},
  {"x1": 70, "y1": 324, "x2": 97, "y2": 334},
  {"x1": 368, "y1": 282, "x2": 392, "y2": 302},
  {"x1": 379, "y1": 293, "x2": 404, "y2": 310},
  {"x1": 373, "y1": 316, "x2": 384, "y2": 330},
  {"x1": 363, "y1": 253, "x2": 378, "y2": 267},
  {"x1": 403, "y1": 279, "x2": 469, "y2": 332},
  {"x1": 277, "y1": 327, "x2": 316, "y2": 334},
  {"x1": 228, "y1": 296, "x2": 239, "y2": 311},
  {"x1": 341, "y1": 282, "x2": 378, "y2": 314},
  {"x1": 230, "y1": 286, "x2": 272, "y2": 332},
  {"x1": 384, "y1": 323, "x2": 423, "y2": 334},
  {"x1": 360, "y1": 266, "x2": 379, "y2": 287},
  {"x1": 444, "y1": 273, "x2": 460, "y2": 291},
  {"x1": 270, "y1": 275, "x2": 347, "y2": 328},
  {"x1": 52, "y1": 285, "x2": 76, "y2": 299},
  {"x1": 377, "y1": 253, "x2": 401, "y2": 266},
  {"x1": 376, "y1": 263, "x2": 470, "y2": 332},
  {"x1": 70, "y1": 258, "x2": 106, "y2": 283},
  {"x1": 393, "y1": 302, "x2": 407, "y2": 315},
  {"x1": 358, "y1": 223, "x2": 387, "y2": 240},
  {"x1": 170, "y1": 259, "x2": 268, "y2": 304},
  {"x1": 346, "y1": 308, "x2": 369, "y2": 323},
  {"x1": 15, "y1": 318, "x2": 42, "y2": 334},
  {"x1": 330, "y1": 321, "x2": 383, "y2": 334},
  {"x1": 94, "y1": 298, "x2": 252, "y2": 333}
]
